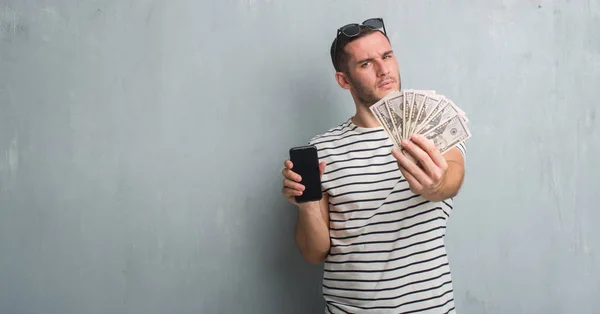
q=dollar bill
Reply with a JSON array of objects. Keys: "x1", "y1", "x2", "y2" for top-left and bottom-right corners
[
  {"x1": 370, "y1": 95, "x2": 400, "y2": 147},
  {"x1": 422, "y1": 114, "x2": 472, "y2": 154},
  {"x1": 368, "y1": 89, "x2": 471, "y2": 156},
  {"x1": 386, "y1": 93, "x2": 405, "y2": 142},
  {"x1": 447, "y1": 99, "x2": 469, "y2": 123},
  {"x1": 428, "y1": 97, "x2": 448, "y2": 121},
  {"x1": 407, "y1": 90, "x2": 436, "y2": 136},
  {"x1": 412, "y1": 93, "x2": 442, "y2": 135},
  {"x1": 416, "y1": 101, "x2": 452, "y2": 134},
  {"x1": 417, "y1": 98, "x2": 468, "y2": 134},
  {"x1": 402, "y1": 90, "x2": 414, "y2": 139},
  {"x1": 383, "y1": 91, "x2": 403, "y2": 144},
  {"x1": 407, "y1": 92, "x2": 423, "y2": 136}
]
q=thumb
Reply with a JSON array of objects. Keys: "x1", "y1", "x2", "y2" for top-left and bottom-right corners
[{"x1": 319, "y1": 161, "x2": 327, "y2": 179}]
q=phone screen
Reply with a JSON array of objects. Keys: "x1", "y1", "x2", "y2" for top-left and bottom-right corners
[{"x1": 289, "y1": 145, "x2": 322, "y2": 203}]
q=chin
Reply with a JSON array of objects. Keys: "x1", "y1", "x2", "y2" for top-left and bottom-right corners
[{"x1": 378, "y1": 88, "x2": 398, "y2": 98}]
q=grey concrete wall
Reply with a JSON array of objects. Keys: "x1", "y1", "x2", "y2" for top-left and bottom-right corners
[{"x1": 1, "y1": 1, "x2": 598, "y2": 313}]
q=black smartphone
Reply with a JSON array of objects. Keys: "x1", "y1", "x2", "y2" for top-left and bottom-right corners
[{"x1": 289, "y1": 145, "x2": 322, "y2": 203}]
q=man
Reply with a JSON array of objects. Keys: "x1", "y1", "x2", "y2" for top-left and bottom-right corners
[{"x1": 281, "y1": 18, "x2": 466, "y2": 313}]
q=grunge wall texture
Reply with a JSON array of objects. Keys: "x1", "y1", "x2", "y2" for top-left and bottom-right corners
[{"x1": 1, "y1": 1, "x2": 599, "y2": 313}]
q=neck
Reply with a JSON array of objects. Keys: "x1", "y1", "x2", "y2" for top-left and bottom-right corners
[{"x1": 351, "y1": 105, "x2": 382, "y2": 128}]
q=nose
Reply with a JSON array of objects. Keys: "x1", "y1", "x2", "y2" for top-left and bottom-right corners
[{"x1": 375, "y1": 59, "x2": 389, "y2": 77}]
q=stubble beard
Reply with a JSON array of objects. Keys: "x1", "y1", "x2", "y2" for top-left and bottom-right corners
[{"x1": 347, "y1": 71, "x2": 402, "y2": 107}]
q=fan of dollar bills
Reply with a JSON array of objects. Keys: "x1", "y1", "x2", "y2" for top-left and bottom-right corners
[{"x1": 369, "y1": 89, "x2": 471, "y2": 156}]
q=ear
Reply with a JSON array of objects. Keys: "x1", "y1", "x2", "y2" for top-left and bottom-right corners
[{"x1": 335, "y1": 72, "x2": 352, "y2": 90}]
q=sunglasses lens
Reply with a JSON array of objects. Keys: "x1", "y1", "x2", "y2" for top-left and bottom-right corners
[
  {"x1": 363, "y1": 18, "x2": 383, "y2": 30},
  {"x1": 341, "y1": 24, "x2": 360, "y2": 37}
]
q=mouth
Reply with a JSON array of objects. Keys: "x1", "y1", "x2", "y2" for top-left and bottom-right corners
[{"x1": 378, "y1": 80, "x2": 395, "y2": 89}]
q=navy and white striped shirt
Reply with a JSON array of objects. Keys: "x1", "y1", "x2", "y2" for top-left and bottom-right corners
[{"x1": 309, "y1": 118, "x2": 466, "y2": 314}]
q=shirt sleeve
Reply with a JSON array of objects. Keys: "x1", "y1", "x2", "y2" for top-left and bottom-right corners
[{"x1": 456, "y1": 141, "x2": 467, "y2": 159}]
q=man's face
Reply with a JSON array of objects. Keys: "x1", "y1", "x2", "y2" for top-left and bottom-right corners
[{"x1": 341, "y1": 31, "x2": 401, "y2": 105}]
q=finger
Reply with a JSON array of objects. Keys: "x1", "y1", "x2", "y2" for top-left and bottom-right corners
[
  {"x1": 391, "y1": 147, "x2": 404, "y2": 162},
  {"x1": 392, "y1": 147, "x2": 420, "y2": 172},
  {"x1": 401, "y1": 138, "x2": 437, "y2": 176},
  {"x1": 318, "y1": 161, "x2": 327, "y2": 178},
  {"x1": 393, "y1": 147, "x2": 431, "y2": 187},
  {"x1": 399, "y1": 166, "x2": 423, "y2": 193},
  {"x1": 391, "y1": 148, "x2": 412, "y2": 169},
  {"x1": 282, "y1": 168, "x2": 302, "y2": 182},
  {"x1": 283, "y1": 178, "x2": 305, "y2": 191},
  {"x1": 409, "y1": 135, "x2": 447, "y2": 182},
  {"x1": 282, "y1": 187, "x2": 303, "y2": 197},
  {"x1": 393, "y1": 149, "x2": 426, "y2": 193},
  {"x1": 410, "y1": 134, "x2": 446, "y2": 169},
  {"x1": 281, "y1": 159, "x2": 302, "y2": 182}
]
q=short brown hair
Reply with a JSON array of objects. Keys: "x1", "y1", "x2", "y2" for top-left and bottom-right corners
[{"x1": 330, "y1": 27, "x2": 389, "y2": 73}]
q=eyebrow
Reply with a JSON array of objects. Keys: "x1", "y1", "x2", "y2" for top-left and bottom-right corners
[{"x1": 355, "y1": 50, "x2": 394, "y2": 64}]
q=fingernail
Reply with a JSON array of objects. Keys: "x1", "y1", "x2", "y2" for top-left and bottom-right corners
[{"x1": 402, "y1": 139, "x2": 409, "y2": 146}]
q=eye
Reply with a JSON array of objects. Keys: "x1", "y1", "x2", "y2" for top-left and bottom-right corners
[{"x1": 361, "y1": 61, "x2": 370, "y2": 67}]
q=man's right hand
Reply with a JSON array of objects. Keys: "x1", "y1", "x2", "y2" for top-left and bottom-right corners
[
  {"x1": 281, "y1": 159, "x2": 326, "y2": 206},
  {"x1": 282, "y1": 158, "x2": 331, "y2": 264}
]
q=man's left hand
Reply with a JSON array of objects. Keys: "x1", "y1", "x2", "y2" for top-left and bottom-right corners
[{"x1": 391, "y1": 134, "x2": 448, "y2": 198}]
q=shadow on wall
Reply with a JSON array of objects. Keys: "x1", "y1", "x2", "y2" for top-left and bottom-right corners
[
  {"x1": 287, "y1": 54, "x2": 344, "y2": 147},
  {"x1": 255, "y1": 66, "x2": 339, "y2": 312}
]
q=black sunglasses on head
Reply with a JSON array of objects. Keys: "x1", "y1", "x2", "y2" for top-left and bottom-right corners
[{"x1": 332, "y1": 18, "x2": 387, "y2": 68}]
